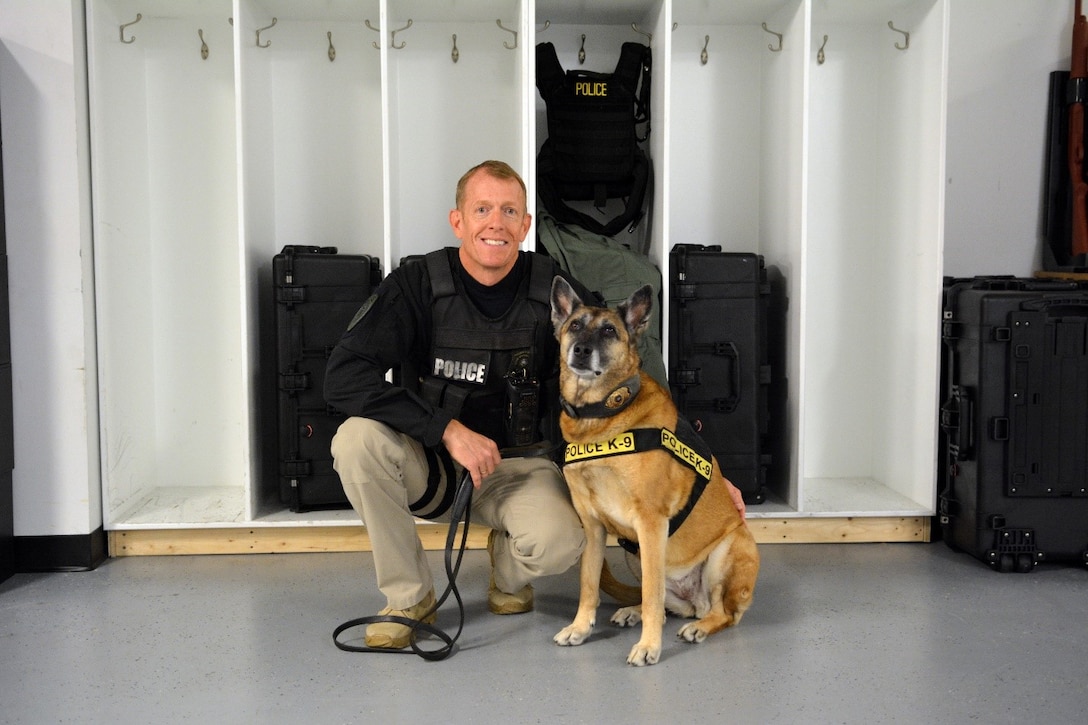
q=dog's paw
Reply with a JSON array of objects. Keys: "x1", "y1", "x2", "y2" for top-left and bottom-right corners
[
  {"x1": 626, "y1": 641, "x2": 661, "y2": 667},
  {"x1": 554, "y1": 623, "x2": 593, "y2": 647},
  {"x1": 677, "y1": 622, "x2": 709, "y2": 643},
  {"x1": 610, "y1": 606, "x2": 642, "y2": 628}
]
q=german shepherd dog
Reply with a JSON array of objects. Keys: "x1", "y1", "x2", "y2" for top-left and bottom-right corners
[{"x1": 550, "y1": 277, "x2": 759, "y2": 666}]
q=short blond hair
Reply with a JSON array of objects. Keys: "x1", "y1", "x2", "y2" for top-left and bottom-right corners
[{"x1": 455, "y1": 160, "x2": 528, "y2": 210}]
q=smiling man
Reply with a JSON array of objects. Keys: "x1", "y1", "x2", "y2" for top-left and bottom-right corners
[
  {"x1": 325, "y1": 161, "x2": 595, "y2": 650},
  {"x1": 450, "y1": 161, "x2": 532, "y2": 285}
]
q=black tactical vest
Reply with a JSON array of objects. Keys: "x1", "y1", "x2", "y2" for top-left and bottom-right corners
[
  {"x1": 419, "y1": 249, "x2": 558, "y2": 447},
  {"x1": 536, "y1": 41, "x2": 651, "y2": 236}
]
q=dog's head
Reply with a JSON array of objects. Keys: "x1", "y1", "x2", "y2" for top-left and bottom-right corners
[{"x1": 550, "y1": 276, "x2": 653, "y2": 384}]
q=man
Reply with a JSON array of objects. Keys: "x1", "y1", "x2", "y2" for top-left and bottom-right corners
[
  {"x1": 326, "y1": 160, "x2": 745, "y2": 650},
  {"x1": 326, "y1": 161, "x2": 591, "y2": 649}
]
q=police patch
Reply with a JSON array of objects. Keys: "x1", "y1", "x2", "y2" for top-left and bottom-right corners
[
  {"x1": 431, "y1": 349, "x2": 491, "y2": 385},
  {"x1": 346, "y1": 294, "x2": 377, "y2": 331}
]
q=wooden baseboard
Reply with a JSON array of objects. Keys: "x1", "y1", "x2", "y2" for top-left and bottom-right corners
[
  {"x1": 108, "y1": 517, "x2": 930, "y2": 557},
  {"x1": 1035, "y1": 270, "x2": 1088, "y2": 281}
]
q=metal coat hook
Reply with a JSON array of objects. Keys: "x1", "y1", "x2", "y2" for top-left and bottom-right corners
[
  {"x1": 538, "y1": 20, "x2": 551, "y2": 34},
  {"x1": 578, "y1": 33, "x2": 586, "y2": 64},
  {"x1": 364, "y1": 19, "x2": 380, "y2": 49},
  {"x1": 700, "y1": 35, "x2": 709, "y2": 65},
  {"x1": 120, "y1": 13, "x2": 141, "y2": 44},
  {"x1": 888, "y1": 21, "x2": 909, "y2": 50},
  {"x1": 631, "y1": 23, "x2": 652, "y2": 45},
  {"x1": 391, "y1": 19, "x2": 412, "y2": 50},
  {"x1": 451, "y1": 34, "x2": 459, "y2": 63},
  {"x1": 327, "y1": 31, "x2": 336, "y2": 61},
  {"x1": 817, "y1": 34, "x2": 828, "y2": 64},
  {"x1": 256, "y1": 17, "x2": 277, "y2": 48},
  {"x1": 497, "y1": 19, "x2": 517, "y2": 50},
  {"x1": 199, "y1": 29, "x2": 209, "y2": 59},
  {"x1": 762, "y1": 22, "x2": 783, "y2": 52}
]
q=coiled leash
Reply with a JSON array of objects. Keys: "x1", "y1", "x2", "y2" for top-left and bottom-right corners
[
  {"x1": 332, "y1": 444, "x2": 557, "y2": 661},
  {"x1": 332, "y1": 468, "x2": 474, "y2": 661}
]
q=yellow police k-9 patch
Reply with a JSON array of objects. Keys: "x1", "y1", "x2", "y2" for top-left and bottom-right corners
[
  {"x1": 565, "y1": 432, "x2": 636, "y2": 462},
  {"x1": 660, "y1": 429, "x2": 712, "y2": 480}
]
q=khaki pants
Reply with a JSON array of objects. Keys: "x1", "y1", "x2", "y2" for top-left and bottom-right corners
[{"x1": 331, "y1": 417, "x2": 585, "y2": 610}]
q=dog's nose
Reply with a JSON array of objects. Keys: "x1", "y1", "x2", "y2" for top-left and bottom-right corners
[{"x1": 571, "y1": 344, "x2": 590, "y2": 360}]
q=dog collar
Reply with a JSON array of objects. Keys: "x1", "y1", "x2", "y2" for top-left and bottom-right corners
[{"x1": 559, "y1": 375, "x2": 641, "y2": 419}]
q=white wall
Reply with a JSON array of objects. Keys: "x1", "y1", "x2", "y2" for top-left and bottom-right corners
[
  {"x1": 944, "y1": 0, "x2": 1073, "y2": 277},
  {"x1": 0, "y1": 0, "x2": 101, "y2": 538},
  {"x1": 0, "y1": 0, "x2": 1077, "y2": 539}
]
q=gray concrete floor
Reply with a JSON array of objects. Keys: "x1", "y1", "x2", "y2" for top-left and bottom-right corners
[{"x1": 1, "y1": 541, "x2": 1085, "y2": 724}]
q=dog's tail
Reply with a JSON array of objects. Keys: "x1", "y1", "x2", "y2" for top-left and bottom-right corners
[{"x1": 600, "y1": 560, "x2": 641, "y2": 606}]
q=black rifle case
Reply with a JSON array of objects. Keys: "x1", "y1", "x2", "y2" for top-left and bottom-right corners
[
  {"x1": 940, "y1": 276, "x2": 1088, "y2": 570},
  {"x1": 668, "y1": 244, "x2": 783, "y2": 504},
  {"x1": 274, "y1": 246, "x2": 381, "y2": 511}
]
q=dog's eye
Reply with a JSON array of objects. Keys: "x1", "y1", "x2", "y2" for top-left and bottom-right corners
[
  {"x1": 601, "y1": 324, "x2": 617, "y2": 338},
  {"x1": 569, "y1": 320, "x2": 583, "y2": 332}
]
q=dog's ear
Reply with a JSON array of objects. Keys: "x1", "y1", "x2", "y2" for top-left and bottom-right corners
[
  {"x1": 550, "y1": 276, "x2": 583, "y2": 334},
  {"x1": 617, "y1": 284, "x2": 653, "y2": 340}
]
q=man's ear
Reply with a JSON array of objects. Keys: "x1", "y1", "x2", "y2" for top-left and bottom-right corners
[
  {"x1": 519, "y1": 212, "x2": 532, "y2": 244},
  {"x1": 449, "y1": 208, "x2": 465, "y2": 240}
]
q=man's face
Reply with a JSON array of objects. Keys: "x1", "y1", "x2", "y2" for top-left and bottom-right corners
[{"x1": 450, "y1": 170, "x2": 532, "y2": 284}]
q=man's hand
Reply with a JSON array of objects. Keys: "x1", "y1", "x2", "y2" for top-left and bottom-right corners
[
  {"x1": 442, "y1": 419, "x2": 501, "y2": 489},
  {"x1": 726, "y1": 478, "x2": 747, "y2": 521}
]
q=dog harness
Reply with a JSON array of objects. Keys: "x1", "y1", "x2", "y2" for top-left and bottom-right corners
[{"x1": 562, "y1": 407, "x2": 714, "y2": 555}]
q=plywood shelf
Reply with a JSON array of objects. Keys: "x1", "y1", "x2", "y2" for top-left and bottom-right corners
[{"x1": 108, "y1": 517, "x2": 931, "y2": 556}]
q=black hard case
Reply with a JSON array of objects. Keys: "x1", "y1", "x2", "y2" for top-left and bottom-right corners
[
  {"x1": 0, "y1": 112, "x2": 12, "y2": 583},
  {"x1": 940, "y1": 276, "x2": 1088, "y2": 570},
  {"x1": 668, "y1": 244, "x2": 784, "y2": 504},
  {"x1": 274, "y1": 246, "x2": 381, "y2": 511}
]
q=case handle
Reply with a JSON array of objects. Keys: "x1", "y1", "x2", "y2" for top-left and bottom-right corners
[
  {"x1": 1019, "y1": 296, "x2": 1088, "y2": 312},
  {"x1": 940, "y1": 385, "x2": 974, "y2": 461}
]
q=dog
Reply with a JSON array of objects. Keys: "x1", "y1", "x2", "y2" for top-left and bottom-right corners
[{"x1": 550, "y1": 276, "x2": 759, "y2": 666}]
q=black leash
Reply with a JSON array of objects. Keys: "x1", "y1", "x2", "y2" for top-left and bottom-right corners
[
  {"x1": 332, "y1": 443, "x2": 559, "y2": 661},
  {"x1": 333, "y1": 469, "x2": 474, "y2": 661}
]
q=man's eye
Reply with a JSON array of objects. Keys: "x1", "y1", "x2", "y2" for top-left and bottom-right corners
[
  {"x1": 474, "y1": 206, "x2": 490, "y2": 216},
  {"x1": 503, "y1": 207, "x2": 519, "y2": 217}
]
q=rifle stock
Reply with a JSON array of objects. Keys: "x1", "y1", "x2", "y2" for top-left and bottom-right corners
[{"x1": 1070, "y1": 0, "x2": 1088, "y2": 256}]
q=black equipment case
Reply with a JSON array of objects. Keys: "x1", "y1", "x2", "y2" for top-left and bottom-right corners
[
  {"x1": 274, "y1": 246, "x2": 381, "y2": 511},
  {"x1": 940, "y1": 276, "x2": 1088, "y2": 570},
  {"x1": 668, "y1": 244, "x2": 784, "y2": 504}
]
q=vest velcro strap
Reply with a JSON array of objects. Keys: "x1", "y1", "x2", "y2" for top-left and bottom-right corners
[{"x1": 434, "y1": 326, "x2": 536, "y2": 351}]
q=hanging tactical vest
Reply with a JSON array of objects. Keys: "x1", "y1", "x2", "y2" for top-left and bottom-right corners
[
  {"x1": 536, "y1": 41, "x2": 652, "y2": 237},
  {"x1": 419, "y1": 249, "x2": 559, "y2": 449}
]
